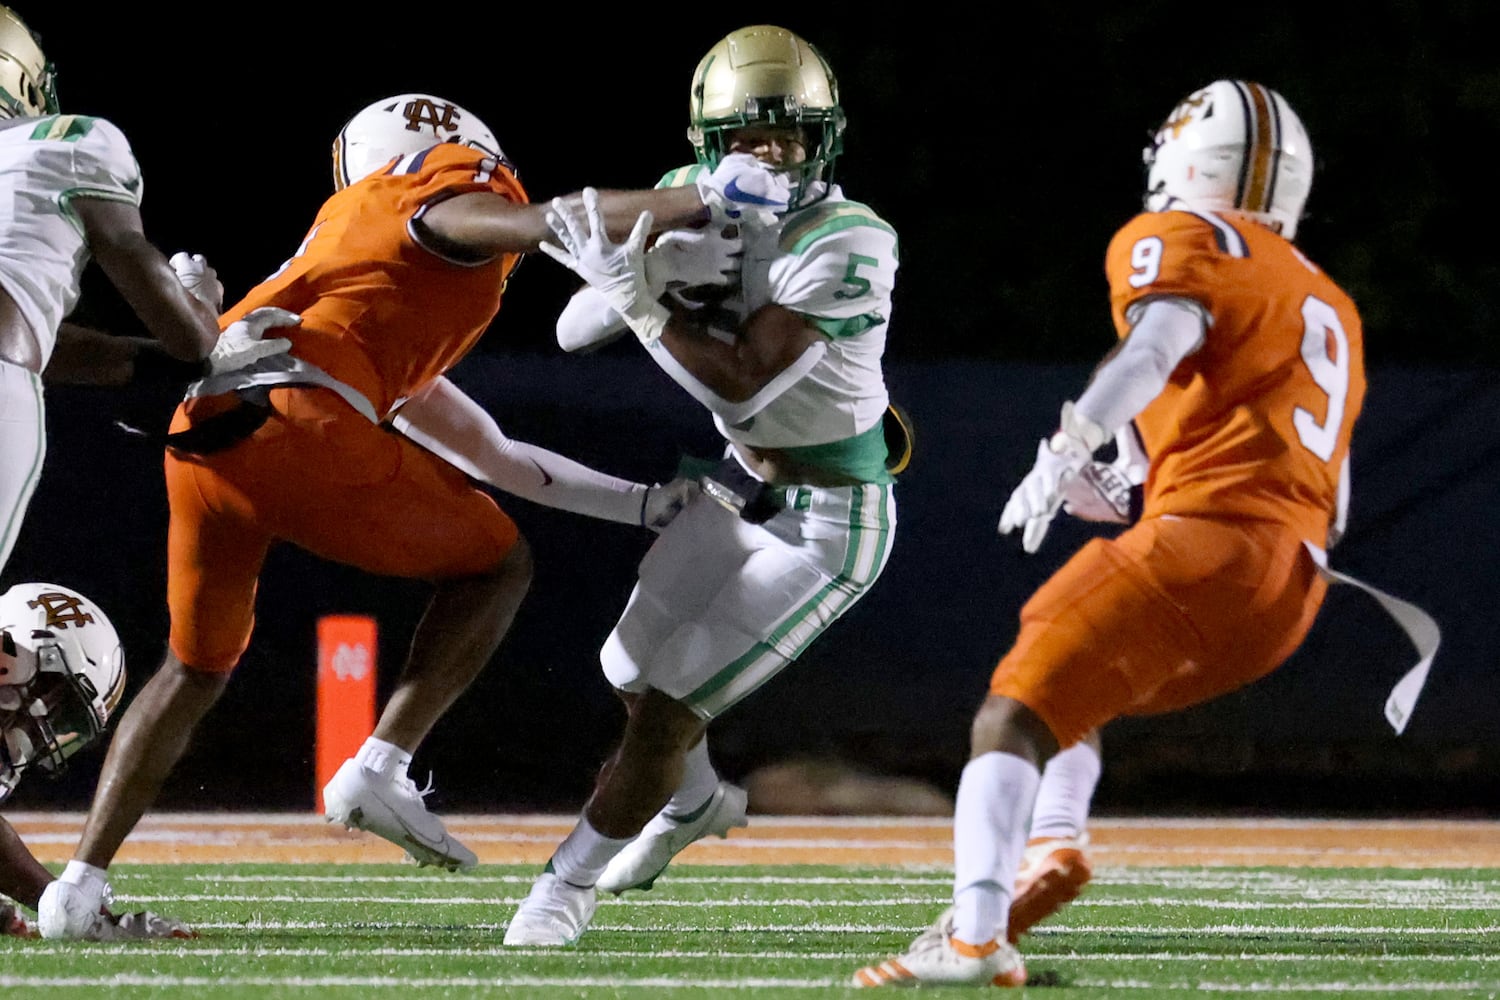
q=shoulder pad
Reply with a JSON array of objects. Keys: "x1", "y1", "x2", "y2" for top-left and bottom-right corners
[
  {"x1": 778, "y1": 199, "x2": 897, "y2": 256},
  {"x1": 656, "y1": 164, "x2": 704, "y2": 190}
]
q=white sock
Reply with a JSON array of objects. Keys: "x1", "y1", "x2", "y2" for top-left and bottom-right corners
[
  {"x1": 60, "y1": 860, "x2": 109, "y2": 890},
  {"x1": 951, "y1": 752, "x2": 1041, "y2": 946},
  {"x1": 953, "y1": 883, "x2": 1004, "y2": 948},
  {"x1": 548, "y1": 815, "x2": 635, "y2": 888},
  {"x1": 1028, "y1": 742, "x2": 1101, "y2": 842},
  {"x1": 59, "y1": 860, "x2": 112, "y2": 908},
  {"x1": 664, "y1": 737, "x2": 720, "y2": 819},
  {"x1": 355, "y1": 737, "x2": 412, "y2": 778}
]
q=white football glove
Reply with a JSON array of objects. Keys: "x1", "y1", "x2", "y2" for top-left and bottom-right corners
[
  {"x1": 540, "y1": 188, "x2": 669, "y2": 345},
  {"x1": 643, "y1": 224, "x2": 743, "y2": 302},
  {"x1": 695, "y1": 152, "x2": 792, "y2": 229},
  {"x1": 553, "y1": 223, "x2": 741, "y2": 354},
  {"x1": 208, "y1": 306, "x2": 300, "y2": 376},
  {"x1": 640, "y1": 477, "x2": 699, "y2": 533},
  {"x1": 169, "y1": 251, "x2": 224, "y2": 312},
  {"x1": 998, "y1": 402, "x2": 1109, "y2": 554}
]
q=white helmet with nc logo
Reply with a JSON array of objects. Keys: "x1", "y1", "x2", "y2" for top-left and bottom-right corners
[
  {"x1": 1143, "y1": 79, "x2": 1313, "y2": 240},
  {"x1": 0, "y1": 582, "x2": 124, "y2": 794},
  {"x1": 331, "y1": 93, "x2": 508, "y2": 191}
]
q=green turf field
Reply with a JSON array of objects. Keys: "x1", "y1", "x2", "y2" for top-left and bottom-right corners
[{"x1": 2, "y1": 863, "x2": 1497, "y2": 997}]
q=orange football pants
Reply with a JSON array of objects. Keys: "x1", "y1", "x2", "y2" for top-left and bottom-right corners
[
  {"x1": 990, "y1": 514, "x2": 1327, "y2": 747},
  {"x1": 164, "y1": 387, "x2": 519, "y2": 673}
]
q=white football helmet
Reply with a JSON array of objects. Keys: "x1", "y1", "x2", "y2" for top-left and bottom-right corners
[
  {"x1": 0, "y1": 5, "x2": 58, "y2": 119},
  {"x1": 331, "y1": 93, "x2": 508, "y2": 191},
  {"x1": 0, "y1": 583, "x2": 125, "y2": 778},
  {"x1": 1143, "y1": 79, "x2": 1313, "y2": 240}
]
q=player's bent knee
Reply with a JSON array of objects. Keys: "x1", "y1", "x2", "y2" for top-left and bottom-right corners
[
  {"x1": 971, "y1": 694, "x2": 1058, "y2": 764},
  {"x1": 461, "y1": 532, "x2": 533, "y2": 590},
  {"x1": 600, "y1": 632, "x2": 644, "y2": 692},
  {"x1": 496, "y1": 533, "x2": 534, "y2": 586}
]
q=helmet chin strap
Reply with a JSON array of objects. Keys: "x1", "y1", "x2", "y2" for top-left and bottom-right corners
[
  {"x1": 789, "y1": 174, "x2": 832, "y2": 211},
  {"x1": 1143, "y1": 186, "x2": 1177, "y2": 213}
]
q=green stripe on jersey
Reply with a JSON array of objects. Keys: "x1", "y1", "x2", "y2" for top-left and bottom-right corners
[
  {"x1": 780, "y1": 201, "x2": 896, "y2": 255},
  {"x1": 30, "y1": 115, "x2": 96, "y2": 142},
  {"x1": 810, "y1": 313, "x2": 882, "y2": 339},
  {"x1": 656, "y1": 165, "x2": 704, "y2": 190}
]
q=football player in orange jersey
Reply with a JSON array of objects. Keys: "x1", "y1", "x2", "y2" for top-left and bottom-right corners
[
  {"x1": 855, "y1": 79, "x2": 1367, "y2": 987},
  {"x1": 35, "y1": 91, "x2": 794, "y2": 940}
]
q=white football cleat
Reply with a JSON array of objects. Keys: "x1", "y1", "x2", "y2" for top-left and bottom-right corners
[
  {"x1": 37, "y1": 878, "x2": 108, "y2": 941},
  {"x1": 1008, "y1": 834, "x2": 1093, "y2": 943},
  {"x1": 322, "y1": 757, "x2": 477, "y2": 871},
  {"x1": 503, "y1": 871, "x2": 598, "y2": 946},
  {"x1": 908, "y1": 903, "x2": 957, "y2": 952},
  {"x1": 64, "y1": 910, "x2": 200, "y2": 941},
  {"x1": 597, "y1": 782, "x2": 748, "y2": 894},
  {"x1": 852, "y1": 923, "x2": 1027, "y2": 988}
]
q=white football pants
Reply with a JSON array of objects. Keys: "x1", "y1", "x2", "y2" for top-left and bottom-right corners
[
  {"x1": 0, "y1": 361, "x2": 44, "y2": 575},
  {"x1": 601, "y1": 479, "x2": 896, "y2": 720}
]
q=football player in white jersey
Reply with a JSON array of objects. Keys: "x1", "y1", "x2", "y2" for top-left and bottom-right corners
[
  {"x1": 0, "y1": 5, "x2": 294, "y2": 575},
  {"x1": 504, "y1": 24, "x2": 902, "y2": 946},
  {"x1": 0, "y1": 5, "x2": 291, "y2": 940}
]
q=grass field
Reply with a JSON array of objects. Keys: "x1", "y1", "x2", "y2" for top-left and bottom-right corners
[{"x1": 2, "y1": 814, "x2": 1497, "y2": 998}]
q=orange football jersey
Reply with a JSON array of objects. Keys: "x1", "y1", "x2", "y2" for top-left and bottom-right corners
[
  {"x1": 1103, "y1": 209, "x2": 1366, "y2": 545},
  {"x1": 220, "y1": 144, "x2": 527, "y2": 418}
]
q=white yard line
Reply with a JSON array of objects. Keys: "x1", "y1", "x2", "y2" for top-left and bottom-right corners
[{"x1": 2, "y1": 975, "x2": 1497, "y2": 992}]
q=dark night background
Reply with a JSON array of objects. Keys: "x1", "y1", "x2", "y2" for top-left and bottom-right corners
[{"x1": 4, "y1": 4, "x2": 1497, "y2": 818}]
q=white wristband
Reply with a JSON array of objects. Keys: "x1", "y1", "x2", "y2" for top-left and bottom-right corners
[
  {"x1": 625, "y1": 302, "x2": 671, "y2": 346},
  {"x1": 60, "y1": 860, "x2": 109, "y2": 888},
  {"x1": 1057, "y1": 400, "x2": 1108, "y2": 454}
]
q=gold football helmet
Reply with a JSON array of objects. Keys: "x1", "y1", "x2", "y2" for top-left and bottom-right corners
[
  {"x1": 0, "y1": 6, "x2": 57, "y2": 119},
  {"x1": 687, "y1": 25, "x2": 844, "y2": 208}
]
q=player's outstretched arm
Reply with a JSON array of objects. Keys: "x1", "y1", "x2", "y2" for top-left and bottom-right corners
[
  {"x1": 1000, "y1": 298, "x2": 1204, "y2": 552},
  {"x1": 390, "y1": 376, "x2": 690, "y2": 530},
  {"x1": 44, "y1": 324, "x2": 148, "y2": 385},
  {"x1": 421, "y1": 152, "x2": 786, "y2": 261},
  {"x1": 72, "y1": 198, "x2": 219, "y2": 364}
]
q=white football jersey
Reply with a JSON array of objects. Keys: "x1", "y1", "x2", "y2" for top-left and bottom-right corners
[
  {"x1": 660, "y1": 169, "x2": 899, "y2": 482},
  {"x1": 0, "y1": 114, "x2": 143, "y2": 368}
]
